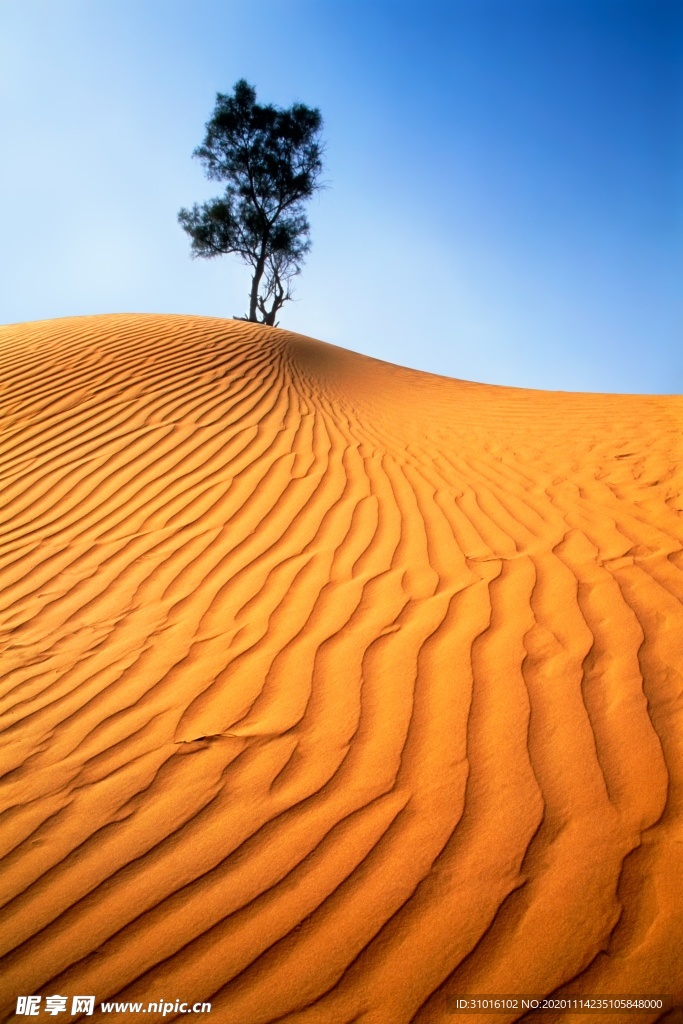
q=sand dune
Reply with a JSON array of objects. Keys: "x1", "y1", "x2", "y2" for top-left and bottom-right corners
[{"x1": 0, "y1": 314, "x2": 682, "y2": 1024}]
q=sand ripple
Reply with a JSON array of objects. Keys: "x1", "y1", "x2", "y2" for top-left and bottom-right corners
[{"x1": 0, "y1": 315, "x2": 682, "y2": 1023}]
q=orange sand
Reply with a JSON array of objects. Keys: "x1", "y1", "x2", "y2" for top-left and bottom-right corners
[{"x1": 0, "y1": 314, "x2": 682, "y2": 1024}]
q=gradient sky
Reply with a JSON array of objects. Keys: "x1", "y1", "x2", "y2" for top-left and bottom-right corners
[{"x1": 1, "y1": 0, "x2": 681, "y2": 392}]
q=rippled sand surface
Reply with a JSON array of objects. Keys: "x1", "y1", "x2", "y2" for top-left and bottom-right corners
[{"x1": 1, "y1": 314, "x2": 682, "y2": 1023}]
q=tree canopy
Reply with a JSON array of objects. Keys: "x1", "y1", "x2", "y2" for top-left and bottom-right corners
[{"x1": 178, "y1": 80, "x2": 325, "y2": 326}]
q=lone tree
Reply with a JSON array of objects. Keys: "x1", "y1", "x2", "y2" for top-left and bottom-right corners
[{"x1": 178, "y1": 80, "x2": 324, "y2": 327}]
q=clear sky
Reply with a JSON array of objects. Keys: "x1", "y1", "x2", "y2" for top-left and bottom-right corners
[{"x1": 1, "y1": 0, "x2": 681, "y2": 392}]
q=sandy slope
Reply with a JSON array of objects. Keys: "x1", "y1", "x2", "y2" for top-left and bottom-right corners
[{"x1": 0, "y1": 314, "x2": 682, "y2": 1024}]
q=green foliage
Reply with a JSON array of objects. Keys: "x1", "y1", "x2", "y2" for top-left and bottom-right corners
[{"x1": 178, "y1": 80, "x2": 325, "y2": 326}]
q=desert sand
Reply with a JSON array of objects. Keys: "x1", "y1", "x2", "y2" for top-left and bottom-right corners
[{"x1": 0, "y1": 313, "x2": 682, "y2": 1024}]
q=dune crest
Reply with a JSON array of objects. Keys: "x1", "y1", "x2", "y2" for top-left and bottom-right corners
[{"x1": 0, "y1": 314, "x2": 682, "y2": 1023}]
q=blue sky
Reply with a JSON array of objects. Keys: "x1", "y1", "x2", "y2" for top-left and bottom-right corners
[{"x1": 1, "y1": 0, "x2": 680, "y2": 392}]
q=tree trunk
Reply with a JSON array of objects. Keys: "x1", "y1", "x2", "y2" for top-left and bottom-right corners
[
  {"x1": 248, "y1": 235, "x2": 270, "y2": 322},
  {"x1": 263, "y1": 275, "x2": 285, "y2": 326},
  {"x1": 248, "y1": 260, "x2": 265, "y2": 321}
]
